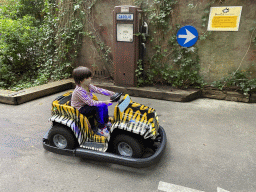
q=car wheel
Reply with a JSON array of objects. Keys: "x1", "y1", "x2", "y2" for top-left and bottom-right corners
[
  {"x1": 48, "y1": 125, "x2": 77, "y2": 149},
  {"x1": 113, "y1": 134, "x2": 144, "y2": 158}
]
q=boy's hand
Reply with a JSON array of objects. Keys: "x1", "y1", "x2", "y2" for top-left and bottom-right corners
[{"x1": 104, "y1": 100, "x2": 112, "y2": 106}]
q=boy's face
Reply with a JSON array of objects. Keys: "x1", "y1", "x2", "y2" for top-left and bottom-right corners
[{"x1": 81, "y1": 77, "x2": 91, "y2": 87}]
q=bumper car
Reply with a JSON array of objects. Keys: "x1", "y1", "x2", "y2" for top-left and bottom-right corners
[{"x1": 43, "y1": 91, "x2": 166, "y2": 168}]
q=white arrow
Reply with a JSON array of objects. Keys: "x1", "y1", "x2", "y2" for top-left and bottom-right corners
[
  {"x1": 178, "y1": 28, "x2": 196, "y2": 45},
  {"x1": 158, "y1": 181, "x2": 230, "y2": 192},
  {"x1": 158, "y1": 181, "x2": 204, "y2": 192},
  {"x1": 217, "y1": 187, "x2": 230, "y2": 192}
]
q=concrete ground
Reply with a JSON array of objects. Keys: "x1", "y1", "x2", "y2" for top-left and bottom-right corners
[{"x1": 0, "y1": 91, "x2": 255, "y2": 192}]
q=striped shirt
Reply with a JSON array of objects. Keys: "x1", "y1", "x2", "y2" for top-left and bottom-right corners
[{"x1": 71, "y1": 84, "x2": 115, "y2": 110}]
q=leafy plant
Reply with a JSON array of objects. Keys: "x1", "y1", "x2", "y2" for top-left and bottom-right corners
[
  {"x1": 135, "y1": 59, "x2": 144, "y2": 86},
  {"x1": 0, "y1": 0, "x2": 86, "y2": 90},
  {"x1": 0, "y1": 15, "x2": 41, "y2": 89},
  {"x1": 134, "y1": 0, "x2": 203, "y2": 89},
  {"x1": 38, "y1": 0, "x2": 85, "y2": 82},
  {"x1": 1, "y1": 0, "x2": 254, "y2": 94},
  {"x1": 212, "y1": 71, "x2": 256, "y2": 95}
]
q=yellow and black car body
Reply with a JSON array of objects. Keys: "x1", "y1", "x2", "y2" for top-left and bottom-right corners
[{"x1": 43, "y1": 91, "x2": 166, "y2": 168}]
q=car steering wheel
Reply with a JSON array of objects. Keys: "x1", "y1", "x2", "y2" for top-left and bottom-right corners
[{"x1": 110, "y1": 93, "x2": 123, "y2": 102}]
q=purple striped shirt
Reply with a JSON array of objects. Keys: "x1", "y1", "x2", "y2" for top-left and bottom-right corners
[{"x1": 71, "y1": 84, "x2": 115, "y2": 110}]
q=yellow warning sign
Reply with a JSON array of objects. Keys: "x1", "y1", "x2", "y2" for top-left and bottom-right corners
[
  {"x1": 207, "y1": 6, "x2": 242, "y2": 31},
  {"x1": 212, "y1": 16, "x2": 238, "y2": 28}
]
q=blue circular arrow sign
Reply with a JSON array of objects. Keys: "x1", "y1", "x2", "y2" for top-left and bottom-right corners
[{"x1": 176, "y1": 25, "x2": 198, "y2": 47}]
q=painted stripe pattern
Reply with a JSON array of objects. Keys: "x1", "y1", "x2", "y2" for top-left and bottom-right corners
[
  {"x1": 113, "y1": 94, "x2": 159, "y2": 139},
  {"x1": 50, "y1": 91, "x2": 108, "y2": 151}
]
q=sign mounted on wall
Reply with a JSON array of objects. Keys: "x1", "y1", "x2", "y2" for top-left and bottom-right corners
[
  {"x1": 176, "y1": 25, "x2": 198, "y2": 47},
  {"x1": 207, "y1": 6, "x2": 242, "y2": 31}
]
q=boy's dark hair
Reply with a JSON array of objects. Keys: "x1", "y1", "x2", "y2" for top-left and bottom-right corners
[{"x1": 73, "y1": 66, "x2": 92, "y2": 85}]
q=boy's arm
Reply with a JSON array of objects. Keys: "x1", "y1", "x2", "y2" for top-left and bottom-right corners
[
  {"x1": 90, "y1": 84, "x2": 115, "y2": 96},
  {"x1": 75, "y1": 87, "x2": 105, "y2": 107}
]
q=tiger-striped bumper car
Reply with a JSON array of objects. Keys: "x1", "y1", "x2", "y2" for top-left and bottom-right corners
[{"x1": 43, "y1": 91, "x2": 166, "y2": 168}]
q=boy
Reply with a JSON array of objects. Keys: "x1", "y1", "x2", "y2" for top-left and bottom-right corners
[{"x1": 71, "y1": 66, "x2": 115, "y2": 137}]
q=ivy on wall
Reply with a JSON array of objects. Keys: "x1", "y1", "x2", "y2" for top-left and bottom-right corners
[
  {"x1": 134, "y1": 0, "x2": 204, "y2": 88},
  {"x1": 134, "y1": 0, "x2": 256, "y2": 95},
  {"x1": 0, "y1": 0, "x2": 87, "y2": 90},
  {"x1": 38, "y1": 0, "x2": 85, "y2": 82},
  {"x1": 83, "y1": 0, "x2": 113, "y2": 77},
  {"x1": 0, "y1": 0, "x2": 255, "y2": 95},
  {"x1": 211, "y1": 27, "x2": 256, "y2": 95},
  {"x1": 0, "y1": 0, "x2": 112, "y2": 90},
  {"x1": 199, "y1": 1, "x2": 256, "y2": 95}
]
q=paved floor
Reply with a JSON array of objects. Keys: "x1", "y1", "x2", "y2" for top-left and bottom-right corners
[{"x1": 0, "y1": 91, "x2": 255, "y2": 192}]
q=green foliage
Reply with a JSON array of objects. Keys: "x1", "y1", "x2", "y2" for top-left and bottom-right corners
[
  {"x1": 38, "y1": 0, "x2": 85, "y2": 82},
  {"x1": 17, "y1": 0, "x2": 44, "y2": 21},
  {"x1": 167, "y1": 33, "x2": 204, "y2": 88},
  {"x1": 199, "y1": 2, "x2": 214, "y2": 40},
  {"x1": 200, "y1": 2, "x2": 256, "y2": 95},
  {"x1": 0, "y1": 14, "x2": 41, "y2": 89},
  {"x1": 0, "y1": 0, "x2": 44, "y2": 23},
  {"x1": 86, "y1": 31, "x2": 112, "y2": 65},
  {"x1": 0, "y1": 0, "x2": 254, "y2": 94},
  {"x1": 0, "y1": 0, "x2": 86, "y2": 90},
  {"x1": 135, "y1": 0, "x2": 203, "y2": 89},
  {"x1": 212, "y1": 71, "x2": 256, "y2": 95},
  {"x1": 0, "y1": 0, "x2": 45, "y2": 90},
  {"x1": 135, "y1": 59, "x2": 144, "y2": 86},
  {"x1": 211, "y1": 23, "x2": 256, "y2": 95},
  {"x1": 251, "y1": 25, "x2": 256, "y2": 46},
  {"x1": 135, "y1": 0, "x2": 254, "y2": 93}
]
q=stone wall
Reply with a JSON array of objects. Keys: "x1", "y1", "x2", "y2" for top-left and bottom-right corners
[
  {"x1": 77, "y1": 0, "x2": 256, "y2": 82},
  {"x1": 197, "y1": 0, "x2": 256, "y2": 82},
  {"x1": 202, "y1": 86, "x2": 251, "y2": 103},
  {"x1": 77, "y1": 0, "x2": 136, "y2": 77}
]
